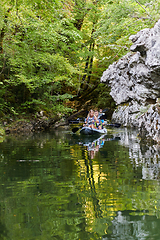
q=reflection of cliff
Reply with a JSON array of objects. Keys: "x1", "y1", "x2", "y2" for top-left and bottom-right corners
[
  {"x1": 113, "y1": 128, "x2": 160, "y2": 180},
  {"x1": 104, "y1": 210, "x2": 160, "y2": 240}
]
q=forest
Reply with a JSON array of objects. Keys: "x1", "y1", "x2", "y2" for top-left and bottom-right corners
[{"x1": 0, "y1": 0, "x2": 160, "y2": 122}]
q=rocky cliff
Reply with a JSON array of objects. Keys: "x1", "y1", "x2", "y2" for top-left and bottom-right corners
[{"x1": 101, "y1": 19, "x2": 160, "y2": 142}]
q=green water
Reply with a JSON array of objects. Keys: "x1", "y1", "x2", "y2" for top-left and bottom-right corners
[{"x1": 0, "y1": 128, "x2": 160, "y2": 240}]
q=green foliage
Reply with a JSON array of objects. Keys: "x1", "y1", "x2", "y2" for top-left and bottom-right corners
[
  {"x1": 0, "y1": 0, "x2": 160, "y2": 119},
  {"x1": 0, "y1": 126, "x2": 5, "y2": 136},
  {"x1": 0, "y1": 0, "x2": 82, "y2": 117},
  {"x1": 94, "y1": 0, "x2": 160, "y2": 70}
]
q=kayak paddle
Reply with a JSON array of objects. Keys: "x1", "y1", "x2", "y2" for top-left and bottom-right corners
[
  {"x1": 72, "y1": 122, "x2": 121, "y2": 133},
  {"x1": 106, "y1": 123, "x2": 121, "y2": 128}
]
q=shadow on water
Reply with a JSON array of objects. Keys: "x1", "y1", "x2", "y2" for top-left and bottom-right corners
[{"x1": 0, "y1": 128, "x2": 160, "y2": 239}]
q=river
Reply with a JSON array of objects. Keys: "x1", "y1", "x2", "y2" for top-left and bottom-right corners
[{"x1": 0, "y1": 127, "x2": 160, "y2": 240}]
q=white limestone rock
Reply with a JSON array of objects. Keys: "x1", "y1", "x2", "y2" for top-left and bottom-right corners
[{"x1": 101, "y1": 19, "x2": 160, "y2": 142}]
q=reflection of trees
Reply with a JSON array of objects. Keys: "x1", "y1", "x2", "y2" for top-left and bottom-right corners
[
  {"x1": 0, "y1": 130, "x2": 160, "y2": 239},
  {"x1": 0, "y1": 204, "x2": 9, "y2": 239},
  {"x1": 83, "y1": 149, "x2": 103, "y2": 219},
  {"x1": 77, "y1": 134, "x2": 160, "y2": 238}
]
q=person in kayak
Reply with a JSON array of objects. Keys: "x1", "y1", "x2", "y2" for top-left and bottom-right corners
[
  {"x1": 84, "y1": 109, "x2": 97, "y2": 129},
  {"x1": 94, "y1": 110, "x2": 103, "y2": 129},
  {"x1": 98, "y1": 109, "x2": 103, "y2": 118}
]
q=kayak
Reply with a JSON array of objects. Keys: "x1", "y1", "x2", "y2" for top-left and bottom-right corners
[{"x1": 80, "y1": 126, "x2": 107, "y2": 135}]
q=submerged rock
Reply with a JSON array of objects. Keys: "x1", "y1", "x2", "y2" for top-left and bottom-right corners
[{"x1": 101, "y1": 19, "x2": 160, "y2": 142}]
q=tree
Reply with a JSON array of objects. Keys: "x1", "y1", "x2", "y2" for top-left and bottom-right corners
[
  {"x1": 0, "y1": 0, "x2": 83, "y2": 117},
  {"x1": 0, "y1": 0, "x2": 160, "y2": 119}
]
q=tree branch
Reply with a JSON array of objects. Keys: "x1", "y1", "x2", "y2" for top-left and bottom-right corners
[{"x1": 134, "y1": 0, "x2": 153, "y2": 20}]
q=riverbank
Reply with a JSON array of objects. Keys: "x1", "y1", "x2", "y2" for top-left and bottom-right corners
[
  {"x1": 1, "y1": 111, "x2": 72, "y2": 134},
  {"x1": 2, "y1": 117, "x2": 57, "y2": 134},
  {"x1": 0, "y1": 107, "x2": 89, "y2": 134}
]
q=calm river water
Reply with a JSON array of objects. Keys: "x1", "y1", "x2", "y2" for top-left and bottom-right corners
[{"x1": 0, "y1": 127, "x2": 160, "y2": 240}]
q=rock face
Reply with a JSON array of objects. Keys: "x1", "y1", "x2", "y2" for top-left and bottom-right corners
[{"x1": 101, "y1": 19, "x2": 160, "y2": 142}]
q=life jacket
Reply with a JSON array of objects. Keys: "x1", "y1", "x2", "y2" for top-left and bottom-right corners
[
  {"x1": 87, "y1": 116, "x2": 95, "y2": 125},
  {"x1": 96, "y1": 118, "x2": 103, "y2": 128}
]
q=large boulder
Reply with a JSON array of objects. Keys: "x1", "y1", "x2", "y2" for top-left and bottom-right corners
[{"x1": 101, "y1": 19, "x2": 160, "y2": 142}]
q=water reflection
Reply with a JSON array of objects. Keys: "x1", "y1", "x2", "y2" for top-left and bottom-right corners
[
  {"x1": 70, "y1": 133, "x2": 120, "y2": 159},
  {"x1": 112, "y1": 128, "x2": 160, "y2": 180},
  {"x1": 0, "y1": 129, "x2": 160, "y2": 239},
  {"x1": 103, "y1": 210, "x2": 160, "y2": 240}
]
